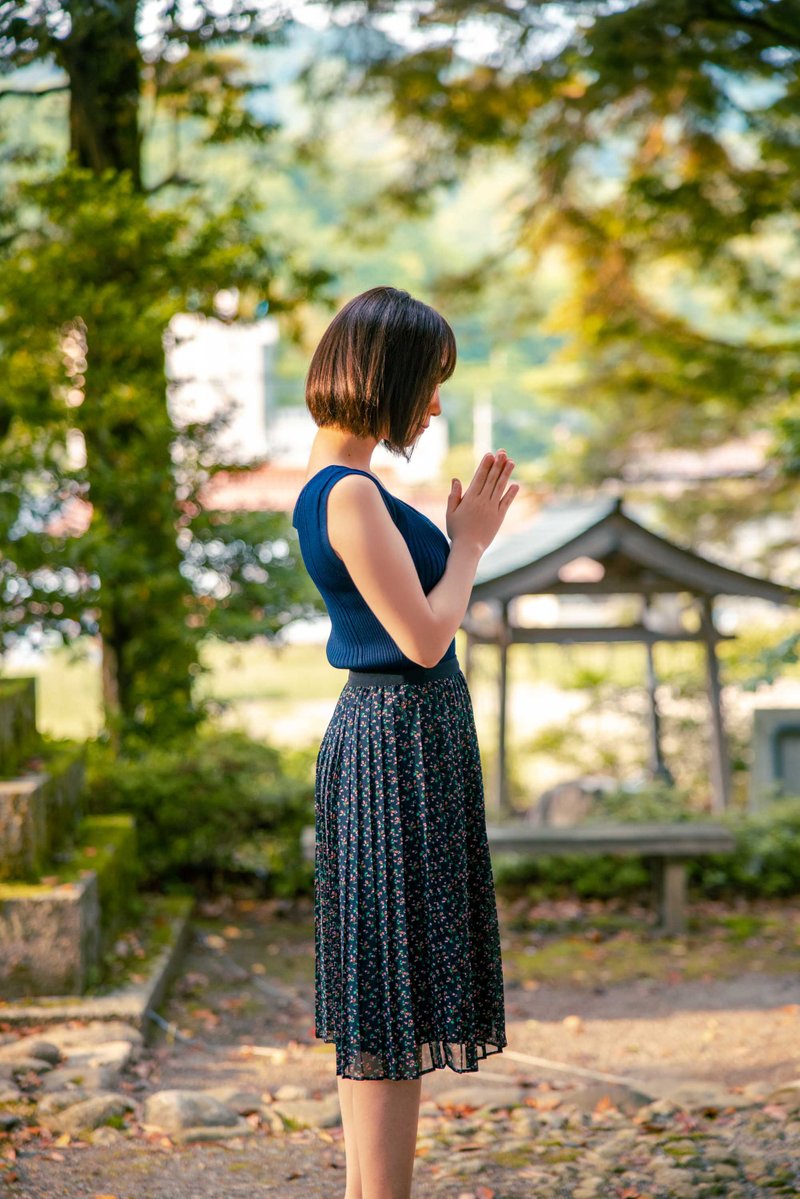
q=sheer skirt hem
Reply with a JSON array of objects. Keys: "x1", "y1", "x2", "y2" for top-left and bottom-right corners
[{"x1": 316, "y1": 1031, "x2": 508, "y2": 1081}]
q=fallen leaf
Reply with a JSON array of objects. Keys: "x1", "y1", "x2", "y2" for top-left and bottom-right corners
[
  {"x1": 528, "y1": 1095, "x2": 561, "y2": 1110},
  {"x1": 219, "y1": 997, "x2": 246, "y2": 1013},
  {"x1": 191, "y1": 1008, "x2": 220, "y2": 1027}
]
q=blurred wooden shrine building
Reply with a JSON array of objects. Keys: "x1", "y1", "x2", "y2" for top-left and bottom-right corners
[{"x1": 464, "y1": 495, "x2": 800, "y2": 818}]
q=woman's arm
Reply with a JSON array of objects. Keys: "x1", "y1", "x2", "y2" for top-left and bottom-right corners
[{"x1": 327, "y1": 455, "x2": 515, "y2": 668}]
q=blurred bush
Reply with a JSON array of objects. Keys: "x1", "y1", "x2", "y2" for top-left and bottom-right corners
[{"x1": 85, "y1": 730, "x2": 314, "y2": 896}]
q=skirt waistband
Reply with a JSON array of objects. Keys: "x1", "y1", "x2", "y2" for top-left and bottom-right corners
[{"x1": 346, "y1": 656, "x2": 461, "y2": 687}]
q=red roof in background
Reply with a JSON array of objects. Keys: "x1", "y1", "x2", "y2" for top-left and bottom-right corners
[
  {"x1": 45, "y1": 462, "x2": 543, "y2": 539},
  {"x1": 200, "y1": 462, "x2": 544, "y2": 534}
]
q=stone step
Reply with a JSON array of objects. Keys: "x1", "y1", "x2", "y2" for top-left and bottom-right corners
[
  {"x1": 0, "y1": 892, "x2": 193, "y2": 1026},
  {"x1": 0, "y1": 747, "x2": 86, "y2": 881},
  {"x1": 0, "y1": 813, "x2": 140, "y2": 998},
  {"x1": 0, "y1": 677, "x2": 42, "y2": 778}
]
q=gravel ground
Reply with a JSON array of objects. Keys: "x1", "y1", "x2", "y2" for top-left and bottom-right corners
[{"x1": 3, "y1": 892, "x2": 799, "y2": 1199}]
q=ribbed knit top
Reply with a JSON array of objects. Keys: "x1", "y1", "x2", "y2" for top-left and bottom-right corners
[{"x1": 291, "y1": 464, "x2": 457, "y2": 671}]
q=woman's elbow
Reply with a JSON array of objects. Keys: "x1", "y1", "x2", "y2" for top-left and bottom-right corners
[
  {"x1": 398, "y1": 617, "x2": 450, "y2": 670},
  {"x1": 409, "y1": 636, "x2": 449, "y2": 670}
]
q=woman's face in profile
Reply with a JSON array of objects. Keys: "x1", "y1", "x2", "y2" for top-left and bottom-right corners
[
  {"x1": 379, "y1": 383, "x2": 443, "y2": 445},
  {"x1": 417, "y1": 384, "x2": 442, "y2": 435}
]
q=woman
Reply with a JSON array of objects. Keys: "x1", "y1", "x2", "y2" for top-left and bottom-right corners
[{"x1": 291, "y1": 285, "x2": 518, "y2": 1199}]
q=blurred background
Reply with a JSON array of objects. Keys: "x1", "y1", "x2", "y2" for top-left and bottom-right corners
[{"x1": 2, "y1": 0, "x2": 800, "y2": 921}]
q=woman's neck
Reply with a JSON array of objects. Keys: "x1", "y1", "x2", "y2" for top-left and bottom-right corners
[{"x1": 308, "y1": 426, "x2": 380, "y2": 474}]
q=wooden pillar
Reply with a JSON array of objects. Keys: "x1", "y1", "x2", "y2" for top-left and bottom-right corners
[
  {"x1": 495, "y1": 600, "x2": 510, "y2": 819},
  {"x1": 641, "y1": 596, "x2": 673, "y2": 785},
  {"x1": 699, "y1": 594, "x2": 733, "y2": 813}
]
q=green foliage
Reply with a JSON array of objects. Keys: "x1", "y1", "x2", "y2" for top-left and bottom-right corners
[
  {"x1": 0, "y1": 1, "x2": 288, "y2": 182},
  {"x1": 0, "y1": 5, "x2": 335, "y2": 748},
  {"x1": 696, "y1": 796, "x2": 800, "y2": 899},
  {"x1": 738, "y1": 630, "x2": 800, "y2": 690},
  {"x1": 522, "y1": 717, "x2": 636, "y2": 780},
  {"x1": 494, "y1": 845, "x2": 652, "y2": 900},
  {"x1": 312, "y1": 0, "x2": 800, "y2": 540},
  {"x1": 0, "y1": 160, "x2": 330, "y2": 747},
  {"x1": 185, "y1": 508, "x2": 322, "y2": 645},
  {"x1": 586, "y1": 779, "x2": 702, "y2": 825},
  {"x1": 84, "y1": 729, "x2": 314, "y2": 895}
]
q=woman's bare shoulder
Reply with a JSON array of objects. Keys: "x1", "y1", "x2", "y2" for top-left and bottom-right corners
[
  {"x1": 326, "y1": 472, "x2": 398, "y2": 556},
  {"x1": 327, "y1": 471, "x2": 390, "y2": 506}
]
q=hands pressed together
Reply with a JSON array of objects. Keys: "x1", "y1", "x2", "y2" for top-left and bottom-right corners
[{"x1": 446, "y1": 449, "x2": 519, "y2": 553}]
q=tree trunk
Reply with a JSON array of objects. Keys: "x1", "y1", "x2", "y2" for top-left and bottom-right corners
[
  {"x1": 59, "y1": 0, "x2": 142, "y2": 187},
  {"x1": 100, "y1": 624, "x2": 122, "y2": 753}
]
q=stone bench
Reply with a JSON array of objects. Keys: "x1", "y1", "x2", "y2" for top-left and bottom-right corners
[
  {"x1": 300, "y1": 820, "x2": 736, "y2": 936},
  {"x1": 484, "y1": 821, "x2": 736, "y2": 935}
]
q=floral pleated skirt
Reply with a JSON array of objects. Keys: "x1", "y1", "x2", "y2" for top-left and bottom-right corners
[{"x1": 313, "y1": 654, "x2": 507, "y2": 1080}]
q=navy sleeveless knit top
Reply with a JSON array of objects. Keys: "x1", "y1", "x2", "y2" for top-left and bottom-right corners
[{"x1": 291, "y1": 464, "x2": 457, "y2": 671}]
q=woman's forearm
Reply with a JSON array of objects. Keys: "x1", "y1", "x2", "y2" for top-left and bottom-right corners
[{"x1": 421, "y1": 536, "x2": 484, "y2": 665}]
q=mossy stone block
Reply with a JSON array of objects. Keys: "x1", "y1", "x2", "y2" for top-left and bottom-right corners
[
  {"x1": 0, "y1": 750, "x2": 85, "y2": 881},
  {"x1": 0, "y1": 678, "x2": 41, "y2": 779},
  {"x1": 0, "y1": 813, "x2": 140, "y2": 998}
]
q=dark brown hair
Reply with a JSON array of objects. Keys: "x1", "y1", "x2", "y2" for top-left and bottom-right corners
[{"x1": 305, "y1": 285, "x2": 457, "y2": 460}]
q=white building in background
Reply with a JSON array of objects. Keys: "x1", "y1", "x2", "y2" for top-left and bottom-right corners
[
  {"x1": 166, "y1": 308, "x2": 279, "y2": 466},
  {"x1": 268, "y1": 405, "x2": 449, "y2": 483},
  {"x1": 165, "y1": 304, "x2": 449, "y2": 482}
]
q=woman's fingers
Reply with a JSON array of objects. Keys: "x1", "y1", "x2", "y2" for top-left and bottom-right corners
[
  {"x1": 470, "y1": 449, "x2": 516, "y2": 508},
  {"x1": 502, "y1": 482, "x2": 520, "y2": 510},
  {"x1": 491, "y1": 455, "x2": 514, "y2": 499},
  {"x1": 473, "y1": 452, "x2": 498, "y2": 491},
  {"x1": 473, "y1": 451, "x2": 504, "y2": 492}
]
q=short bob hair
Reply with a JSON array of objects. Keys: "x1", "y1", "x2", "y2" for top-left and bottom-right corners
[{"x1": 305, "y1": 286, "x2": 457, "y2": 460}]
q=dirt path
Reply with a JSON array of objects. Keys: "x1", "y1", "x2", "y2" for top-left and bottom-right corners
[{"x1": 4, "y1": 892, "x2": 800, "y2": 1198}]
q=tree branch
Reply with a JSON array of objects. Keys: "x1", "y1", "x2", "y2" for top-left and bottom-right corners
[
  {"x1": 144, "y1": 171, "x2": 199, "y2": 194},
  {"x1": 0, "y1": 84, "x2": 69, "y2": 102}
]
